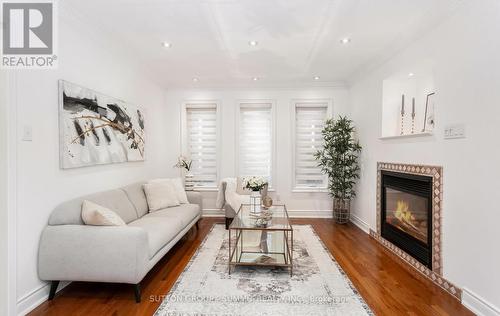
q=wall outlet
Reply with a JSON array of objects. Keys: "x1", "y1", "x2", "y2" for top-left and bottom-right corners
[
  {"x1": 22, "y1": 125, "x2": 33, "y2": 141},
  {"x1": 444, "y1": 123, "x2": 465, "y2": 139}
]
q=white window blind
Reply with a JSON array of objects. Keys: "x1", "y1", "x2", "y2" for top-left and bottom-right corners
[
  {"x1": 295, "y1": 103, "x2": 328, "y2": 189},
  {"x1": 186, "y1": 104, "x2": 217, "y2": 187},
  {"x1": 238, "y1": 103, "x2": 273, "y2": 183}
]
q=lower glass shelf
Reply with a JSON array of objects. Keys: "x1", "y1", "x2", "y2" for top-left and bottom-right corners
[{"x1": 230, "y1": 252, "x2": 288, "y2": 265}]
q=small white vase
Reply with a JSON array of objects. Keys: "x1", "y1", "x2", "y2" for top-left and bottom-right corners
[
  {"x1": 250, "y1": 190, "x2": 261, "y2": 213},
  {"x1": 184, "y1": 173, "x2": 194, "y2": 191}
]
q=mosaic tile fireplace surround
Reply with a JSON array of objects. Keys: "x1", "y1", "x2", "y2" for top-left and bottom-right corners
[{"x1": 370, "y1": 162, "x2": 462, "y2": 300}]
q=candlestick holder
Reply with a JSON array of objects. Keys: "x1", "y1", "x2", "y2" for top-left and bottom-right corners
[
  {"x1": 400, "y1": 94, "x2": 405, "y2": 135},
  {"x1": 411, "y1": 97, "x2": 415, "y2": 134}
]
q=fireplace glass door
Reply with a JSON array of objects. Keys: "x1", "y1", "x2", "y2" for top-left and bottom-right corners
[{"x1": 385, "y1": 188, "x2": 428, "y2": 245}]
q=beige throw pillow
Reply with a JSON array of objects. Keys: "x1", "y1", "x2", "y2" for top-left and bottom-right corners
[
  {"x1": 81, "y1": 200, "x2": 126, "y2": 226},
  {"x1": 149, "y1": 178, "x2": 189, "y2": 204},
  {"x1": 144, "y1": 181, "x2": 180, "y2": 212},
  {"x1": 236, "y1": 177, "x2": 252, "y2": 195},
  {"x1": 170, "y1": 178, "x2": 189, "y2": 204}
]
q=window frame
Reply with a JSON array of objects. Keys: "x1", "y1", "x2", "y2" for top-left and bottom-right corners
[
  {"x1": 291, "y1": 99, "x2": 333, "y2": 192},
  {"x1": 180, "y1": 100, "x2": 221, "y2": 191},
  {"x1": 235, "y1": 99, "x2": 277, "y2": 189}
]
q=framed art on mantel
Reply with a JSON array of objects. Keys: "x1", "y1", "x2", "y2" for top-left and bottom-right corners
[
  {"x1": 422, "y1": 92, "x2": 436, "y2": 132},
  {"x1": 58, "y1": 80, "x2": 146, "y2": 169}
]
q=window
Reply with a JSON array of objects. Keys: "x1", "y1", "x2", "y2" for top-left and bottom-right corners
[
  {"x1": 238, "y1": 101, "x2": 275, "y2": 185},
  {"x1": 293, "y1": 101, "x2": 330, "y2": 190},
  {"x1": 183, "y1": 102, "x2": 219, "y2": 188}
]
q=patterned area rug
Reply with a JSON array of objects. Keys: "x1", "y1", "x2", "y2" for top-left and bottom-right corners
[{"x1": 154, "y1": 224, "x2": 372, "y2": 316}]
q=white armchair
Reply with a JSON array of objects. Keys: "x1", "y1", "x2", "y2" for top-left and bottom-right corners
[{"x1": 216, "y1": 177, "x2": 268, "y2": 229}]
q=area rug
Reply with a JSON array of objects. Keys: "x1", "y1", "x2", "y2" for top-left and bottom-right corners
[{"x1": 154, "y1": 224, "x2": 373, "y2": 316}]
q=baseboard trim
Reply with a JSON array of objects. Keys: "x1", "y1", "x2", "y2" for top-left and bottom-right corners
[
  {"x1": 17, "y1": 281, "x2": 70, "y2": 315},
  {"x1": 201, "y1": 209, "x2": 333, "y2": 218},
  {"x1": 350, "y1": 214, "x2": 370, "y2": 233},
  {"x1": 462, "y1": 288, "x2": 500, "y2": 316},
  {"x1": 287, "y1": 210, "x2": 332, "y2": 218}
]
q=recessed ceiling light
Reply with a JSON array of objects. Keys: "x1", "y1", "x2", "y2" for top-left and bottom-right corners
[
  {"x1": 252, "y1": 77, "x2": 259, "y2": 81},
  {"x1": 192, "y1": 77, "x2": 199, "y2": 82},
  {"x1": 313, "y1": 76, "x2": 321, "y2": 80},
  {"x1": 162, "y1": 41, "x2": 172, "y2": 48},
  {"x1": 408, "y1": 72, "x2": 415, "y2": 77},
  {"x1": 248, "y1": 40, "x2": 258, "y2": 47},
  {"x1": 340, "y1": 37, "x2": 351, "y2": 44}
]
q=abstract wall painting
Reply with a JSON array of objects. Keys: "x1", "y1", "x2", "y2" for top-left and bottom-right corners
[{"x1": 59, "y1": 80, "x2": 145, "y2": 169}]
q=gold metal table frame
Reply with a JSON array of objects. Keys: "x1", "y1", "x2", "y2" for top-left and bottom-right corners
[{"x1": 228, "y1": 204, "x2": 293, "y2": 276}]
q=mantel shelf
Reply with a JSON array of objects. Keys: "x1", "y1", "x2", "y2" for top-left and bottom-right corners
[{"x1": 379, "y1": 131, "x2": 433, "y2": 140}]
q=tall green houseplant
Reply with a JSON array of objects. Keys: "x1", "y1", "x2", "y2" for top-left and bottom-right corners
[{"x1": 314, "y1": 116, "x2": 362, "y2": 223}]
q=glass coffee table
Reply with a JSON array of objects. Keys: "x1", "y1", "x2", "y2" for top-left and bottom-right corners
[{"x1": 228, "y1": 204, "x2": 293, "y2": 275}]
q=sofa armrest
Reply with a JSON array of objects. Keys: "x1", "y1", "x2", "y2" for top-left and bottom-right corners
[
  {"x1": 38, "y1": 225, "x2": 149, "y2": 284},
  {"x1": 186, "y1": 191, "x2": 202, "y2": 210}
]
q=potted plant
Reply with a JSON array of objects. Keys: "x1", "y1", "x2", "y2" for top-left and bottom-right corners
[
  {"x1": 174, "y1": 156, "x2": 194, "y2": 191},
  {"x1": 243, "y1": 176, "x2": 268, "y2": 213},
  {"x1": 314, "y1": 116, "x2": 362, "y2": 224},
  {"x1": 243, "y1": 176, "x2": 268, "y2": 192}
]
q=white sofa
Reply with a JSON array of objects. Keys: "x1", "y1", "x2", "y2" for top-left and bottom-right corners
[{"x1": 38, "y1": 181, "x2": 202, "y2": 302}]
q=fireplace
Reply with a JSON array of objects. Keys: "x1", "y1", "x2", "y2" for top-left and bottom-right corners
[
  {"x1": 381, "y1": 170, "x2": 432, "y2": 269},
  {"x1": 373, "y1": 163, "x2": 460, "y2": 300}
]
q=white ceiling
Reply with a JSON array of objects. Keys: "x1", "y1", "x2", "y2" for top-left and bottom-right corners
[{"x1": 64, "y1": 0, "x2": 462, "y2": 88}]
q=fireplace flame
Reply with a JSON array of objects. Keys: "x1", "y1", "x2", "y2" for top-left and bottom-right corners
[{"x1": 395, "y1": 200, "x2": 418, "y2": 229}]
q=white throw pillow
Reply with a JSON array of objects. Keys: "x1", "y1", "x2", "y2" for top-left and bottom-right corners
[
  {"x1": 81, "y1": 200, "x2": 126, "y2": 226},
  {"x1": 144, "y1": 181, "x2": 180, "y2": 212},
  {"x1": 170, "y1": 178, "x2": 189, "y2": 204},
  {"x1": 236, "y1": 176, "x2": 252, "y2": 195},
  {"x1": 149, "y1": 178, "x2": 189, "y2": 204}
]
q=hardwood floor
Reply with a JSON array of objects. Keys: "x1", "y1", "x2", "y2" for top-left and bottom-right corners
[{"x1": 29, "y1": 218, "x2": 473, "y2": 316}]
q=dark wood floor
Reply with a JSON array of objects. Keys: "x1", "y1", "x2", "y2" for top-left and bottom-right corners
[{"x1": 29, "y1": 218, "x2": 473, "y2": 316}]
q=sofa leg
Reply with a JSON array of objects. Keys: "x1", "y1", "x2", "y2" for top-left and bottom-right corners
[
  {"x1": 133, "y1": 284, "x2": 141, "y2": 303},
  {"x1": 48, "y1": 281, "x2": 59, "y2": 300}
]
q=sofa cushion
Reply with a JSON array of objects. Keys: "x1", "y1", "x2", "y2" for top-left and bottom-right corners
[
  {"x1": 128, "y1": 216, "x2": 183, "y2": 258},
  {"x1": 49, "y1": 189, "x2": 139, "y2": 225},
  {"x1": 121, "y1": 182, "x2": 148, "y2": 218},
  {"x1": 145, "y1": 204, "x2": 200, "y2": 228}
]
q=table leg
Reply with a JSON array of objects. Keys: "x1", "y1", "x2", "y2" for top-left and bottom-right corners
[
  {"x1": 228, "y1": 229, "x2": 231, "y2": 275},
  {"x1": 290, "y1": 230, "x2": 294, "y2": 276}
]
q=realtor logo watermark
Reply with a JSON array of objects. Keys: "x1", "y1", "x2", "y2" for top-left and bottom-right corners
[{"x1": 1, "y1": 0, "x2": 57, "y2": 68}]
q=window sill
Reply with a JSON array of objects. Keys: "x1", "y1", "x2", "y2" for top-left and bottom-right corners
[
  {"x1": 191, "y1": 187, "x2": 275, "y2": 193},
  {"x1": 192, "y1": 187, "x2": 218, "y2": 192},
  {"x1": 292, "y1": 188, "x2": 329, "y2": 193}
]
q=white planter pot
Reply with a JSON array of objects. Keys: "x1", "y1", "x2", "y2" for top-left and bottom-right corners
[
  {"x1": 184, "y1": 173, "x2": 194, "y2": 191},
  {"x1": 250, "y1": 190, "x2": 261, "y2": 213}
]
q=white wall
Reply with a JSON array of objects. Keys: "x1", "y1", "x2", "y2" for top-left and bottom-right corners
[
  {"x1": 12, "y1": 8, "x2": 173, "y2": 315},
  {"x1": 0, "y1": 70, "x2": 9, "y2": 316},
  {"x1": 349, "y1": 1, "x2": 500, "y2": 313},
  {"x1": 164, "y1": 87, "x2": 350, "y2": 216}
]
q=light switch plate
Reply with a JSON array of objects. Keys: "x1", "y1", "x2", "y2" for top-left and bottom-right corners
[
  {"x1": 444, "y1": 123, "x2": 465, "y2": 139},
  {"x1": 22, "y1": 125, "x2": 33, "y2": 141}
]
